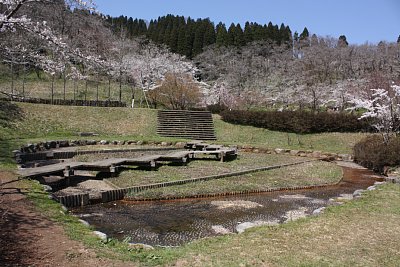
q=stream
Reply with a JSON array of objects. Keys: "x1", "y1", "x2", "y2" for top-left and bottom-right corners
[{"x1": 72, "y1": 163, "x2": 383, "y2": 247}]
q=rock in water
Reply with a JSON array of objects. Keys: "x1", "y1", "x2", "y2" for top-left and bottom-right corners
[
  {"x1": 93, "y1": 231, "x2": 107, "y2": 241},
  {"x1": 211, "y1": 200, "x2": 262, "y2": 209},
  {"x1": 212, "y1": 225, "x2": 231, "y2": 235},
  {"x1": 236, "y1": 220, "x2": 279, "y2": 233}
]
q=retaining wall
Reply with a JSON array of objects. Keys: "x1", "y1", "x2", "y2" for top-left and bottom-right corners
[
  {"x1": 15, "y1": 139, "x2": 353, "y2": 163},
  {"x1": 56, "y1": 193, "x2": 90, "y2": 208},
  {"x1": 100, "y1": 160, "x2": 315, "y2": 203}
]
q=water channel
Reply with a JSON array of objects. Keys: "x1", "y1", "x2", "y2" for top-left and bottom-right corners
[{"x1": 72, "y1": 163, "x2": 383, "y2": 247}]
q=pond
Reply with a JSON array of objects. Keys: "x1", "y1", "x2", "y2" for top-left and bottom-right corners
[{"x1": 72, "y1": 163, "x2": 383, "y2": 247}]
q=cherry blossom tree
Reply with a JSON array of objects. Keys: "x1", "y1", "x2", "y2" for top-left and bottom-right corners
[
  {"x1": 349, "y1": 83, "x2": 400, "y2": 143},
  {"x1": 0, "y1": 0, "x2": 103, "y2": 75},
  {"x1": 0, "y1": 0, "x2": 96, "y2": 32}
]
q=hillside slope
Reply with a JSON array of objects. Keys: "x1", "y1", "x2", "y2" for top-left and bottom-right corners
[{"x1": 0, "y1": 102, "x2": 365, "y2": 154}]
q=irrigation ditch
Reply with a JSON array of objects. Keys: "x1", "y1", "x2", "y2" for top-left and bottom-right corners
[{"x1": 15, "y1": 139, "x2": 399, "y2": 247}]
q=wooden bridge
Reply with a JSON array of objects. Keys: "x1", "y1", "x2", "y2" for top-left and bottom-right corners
[{"x1": 19, "y1": 143, "x2": 237, "y2": 178}]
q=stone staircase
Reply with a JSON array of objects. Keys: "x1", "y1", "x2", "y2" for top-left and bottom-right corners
[{"x1": 157, "y1": 110, "x2": 216, "y2": 140}]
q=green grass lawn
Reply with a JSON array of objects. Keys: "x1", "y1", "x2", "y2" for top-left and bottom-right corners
[
  {"x1": 126, "y1": 160, "x2": 342, "y2": 199},
  {"x1": 214, "y1": 114, "x2": 366, "y2": 154},
  {"x1": 2, "y1": 102, "x2": 365, "y2": 155},
  {"x1": 103, "y1": 153, "x2": 307, "y2": 187},
  {"x1": 1, "y1": 100, "x2": 399, "y2": 266}
]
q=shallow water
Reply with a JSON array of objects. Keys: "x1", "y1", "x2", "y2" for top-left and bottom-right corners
[{"x1": 72, "y1": 165, "x2": 382, "y2": 246}]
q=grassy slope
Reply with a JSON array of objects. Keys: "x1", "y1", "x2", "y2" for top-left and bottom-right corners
[
  {"x1": 4, "y1": 103, "x2": 365, "y2": 154},
  {"x1": 2, "y1": 102, "x2": 399, "y2": 266},
  {"x1": 214, "y1": 114, "x2": 366, "y2": 154},
  {"x1": 0, "y1": 71, "x2": 142, "y2": 104}
]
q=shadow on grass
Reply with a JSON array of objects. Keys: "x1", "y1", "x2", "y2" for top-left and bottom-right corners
[{"x1": 0, "y1": 100, "x2": 23, "y2": 167}]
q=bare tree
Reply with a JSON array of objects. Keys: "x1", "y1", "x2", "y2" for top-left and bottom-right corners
[{"x1": 148, "y1": 72, "x2": 202, "y2": 110}]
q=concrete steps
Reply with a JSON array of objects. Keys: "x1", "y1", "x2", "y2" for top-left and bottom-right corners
[{"x1": 157, "y1": 110, "x2": 216, "y2": 140}]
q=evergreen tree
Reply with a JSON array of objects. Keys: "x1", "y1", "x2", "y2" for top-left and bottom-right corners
[
  {"x1": 251, "y1": 23, "x2": 264, "y2": 41},
  {"x1": 177, "y1": 24, "x2": 187, "y2": 55},
  {"x1": 397, "y1": 34, "x2": 400, "y2": 43},
  {"x1": 300, "y1": 27, "x2": 309, "y2": 40},
  {"x1": 216, "y1": 22, "x2": 228, "y2": 46},
  {"x1": 299, "y1": 27, "x2": 310, "y2": 47},
  {"x1": 147, "y1": 19, "x2": 156, "y2": 40},
  {"x1": 284, "y1": 25, "x2": 292, "y2": 43},
  {"x1": 138, "y1": 19, "x2": 147, "y2": 35},
  {"x1": 310, "y1": 34, "x2": 318, "y2": 46},
  {"x1": 234, "y1": 23, "x2": 245, "y2": 47},
  {"x1": 203, "y1": 19, "x2": 216, "y2": 47},
  {"x1": 227, "y1": 23, "x2": 236, "y2": 46},
  {"x1": 266, "y1": 22, "x2": 274, "y2": 40},
  {"x1": 293, "y1": 31, "x2": 299, "y2": 42},
  {"x1": 169, "y1": 24, "x2": 179, "y2": 52},
  {"x1": 127, "y1": 17, "x2": 134, "y2": 37},
  {"x1": 244, "y1": 21, "x2": 253, "y2": 43},
  {"x1": 184, "y1": 18, "x2": 195, "y2": 58},
  {"x1": 192, "y1": 22, "x2": 205, "y2": 56},
  {"x1": 338, "y1": 35, "x2": 348, "y2": 47},
  {"x1": 106, "y1": 13, "x2": 302, "y2": 56}
]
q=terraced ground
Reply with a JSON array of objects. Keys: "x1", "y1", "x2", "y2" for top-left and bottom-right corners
[{"x1": 1, "y1": 101, "x2": 399, "y2": 266}]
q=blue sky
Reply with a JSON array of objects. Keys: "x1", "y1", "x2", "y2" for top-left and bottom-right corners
[{"x1": 95, "y1": 0, "x2": 399, "y2": 44}]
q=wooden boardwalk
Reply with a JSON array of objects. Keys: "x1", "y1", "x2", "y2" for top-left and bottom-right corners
[{"x1": 19, "y1": 142, "x2": 237, "y2": 178}]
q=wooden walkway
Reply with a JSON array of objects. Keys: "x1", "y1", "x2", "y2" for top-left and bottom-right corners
[{"x1": 19, "y1": 143, "x2": 237, "y2": 178}]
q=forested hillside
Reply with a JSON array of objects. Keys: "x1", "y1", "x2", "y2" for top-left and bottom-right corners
[
  {"x1": 1, "y1": 1, "x2": 399, "y2": 112},
  {"x1": 106, "y1": 14, "x2": 293, "y2": 58}
]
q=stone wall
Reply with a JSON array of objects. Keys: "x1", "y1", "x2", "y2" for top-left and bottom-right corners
[{"x1": 14, "y1": 139, "x2": 353, "y2": 163}]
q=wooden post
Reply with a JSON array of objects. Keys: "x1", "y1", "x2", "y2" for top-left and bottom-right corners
[
  {"x1": 51, "y1": 74, "x2": 54, "y2": 105},
  {"x1": 73, "y1": 79, "x2": 76, "y2": 103},
  {"x1": 64, "y1": 165, "x2": 74, "y2": 177},
  {"x1": 10, "y1": 60, "x2": 14, "y2": 97},
  {"x1": 85, "y1": 79, "x2": 88, "y2": 102},
  {"x1": 63, "y1": 70, "x2": 66, "y2": 100},
  {"x1": 22, "y1": 63, "x2": 26, "y2": 97},
  {"x1": 96, "y1": 76, "x2": 99, "y2": 104},
  {"x1": 108, "y1": 78, "x2": 111, "y2": 100},
  {"x1": 119, "y1": 72, "x2": 122, "y2": 103},
  {"x1": 219, "y1": 152, "x2": 225, "y2": 162}
]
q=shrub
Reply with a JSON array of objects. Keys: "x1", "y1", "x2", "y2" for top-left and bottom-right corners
[
  {"x1": 206, "y1": 103, "x2": 228, "y2": 114},
  {"x1": 220, "y1": 110, "x2": 371, "y2": 134},
  {"x1": 354, "y1": 135, "x2": 400, "y2": 172}
]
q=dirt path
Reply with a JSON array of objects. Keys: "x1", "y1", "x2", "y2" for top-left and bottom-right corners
[{"x1": 0, "y1": 171, "x2": 135, "y2": 267}]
